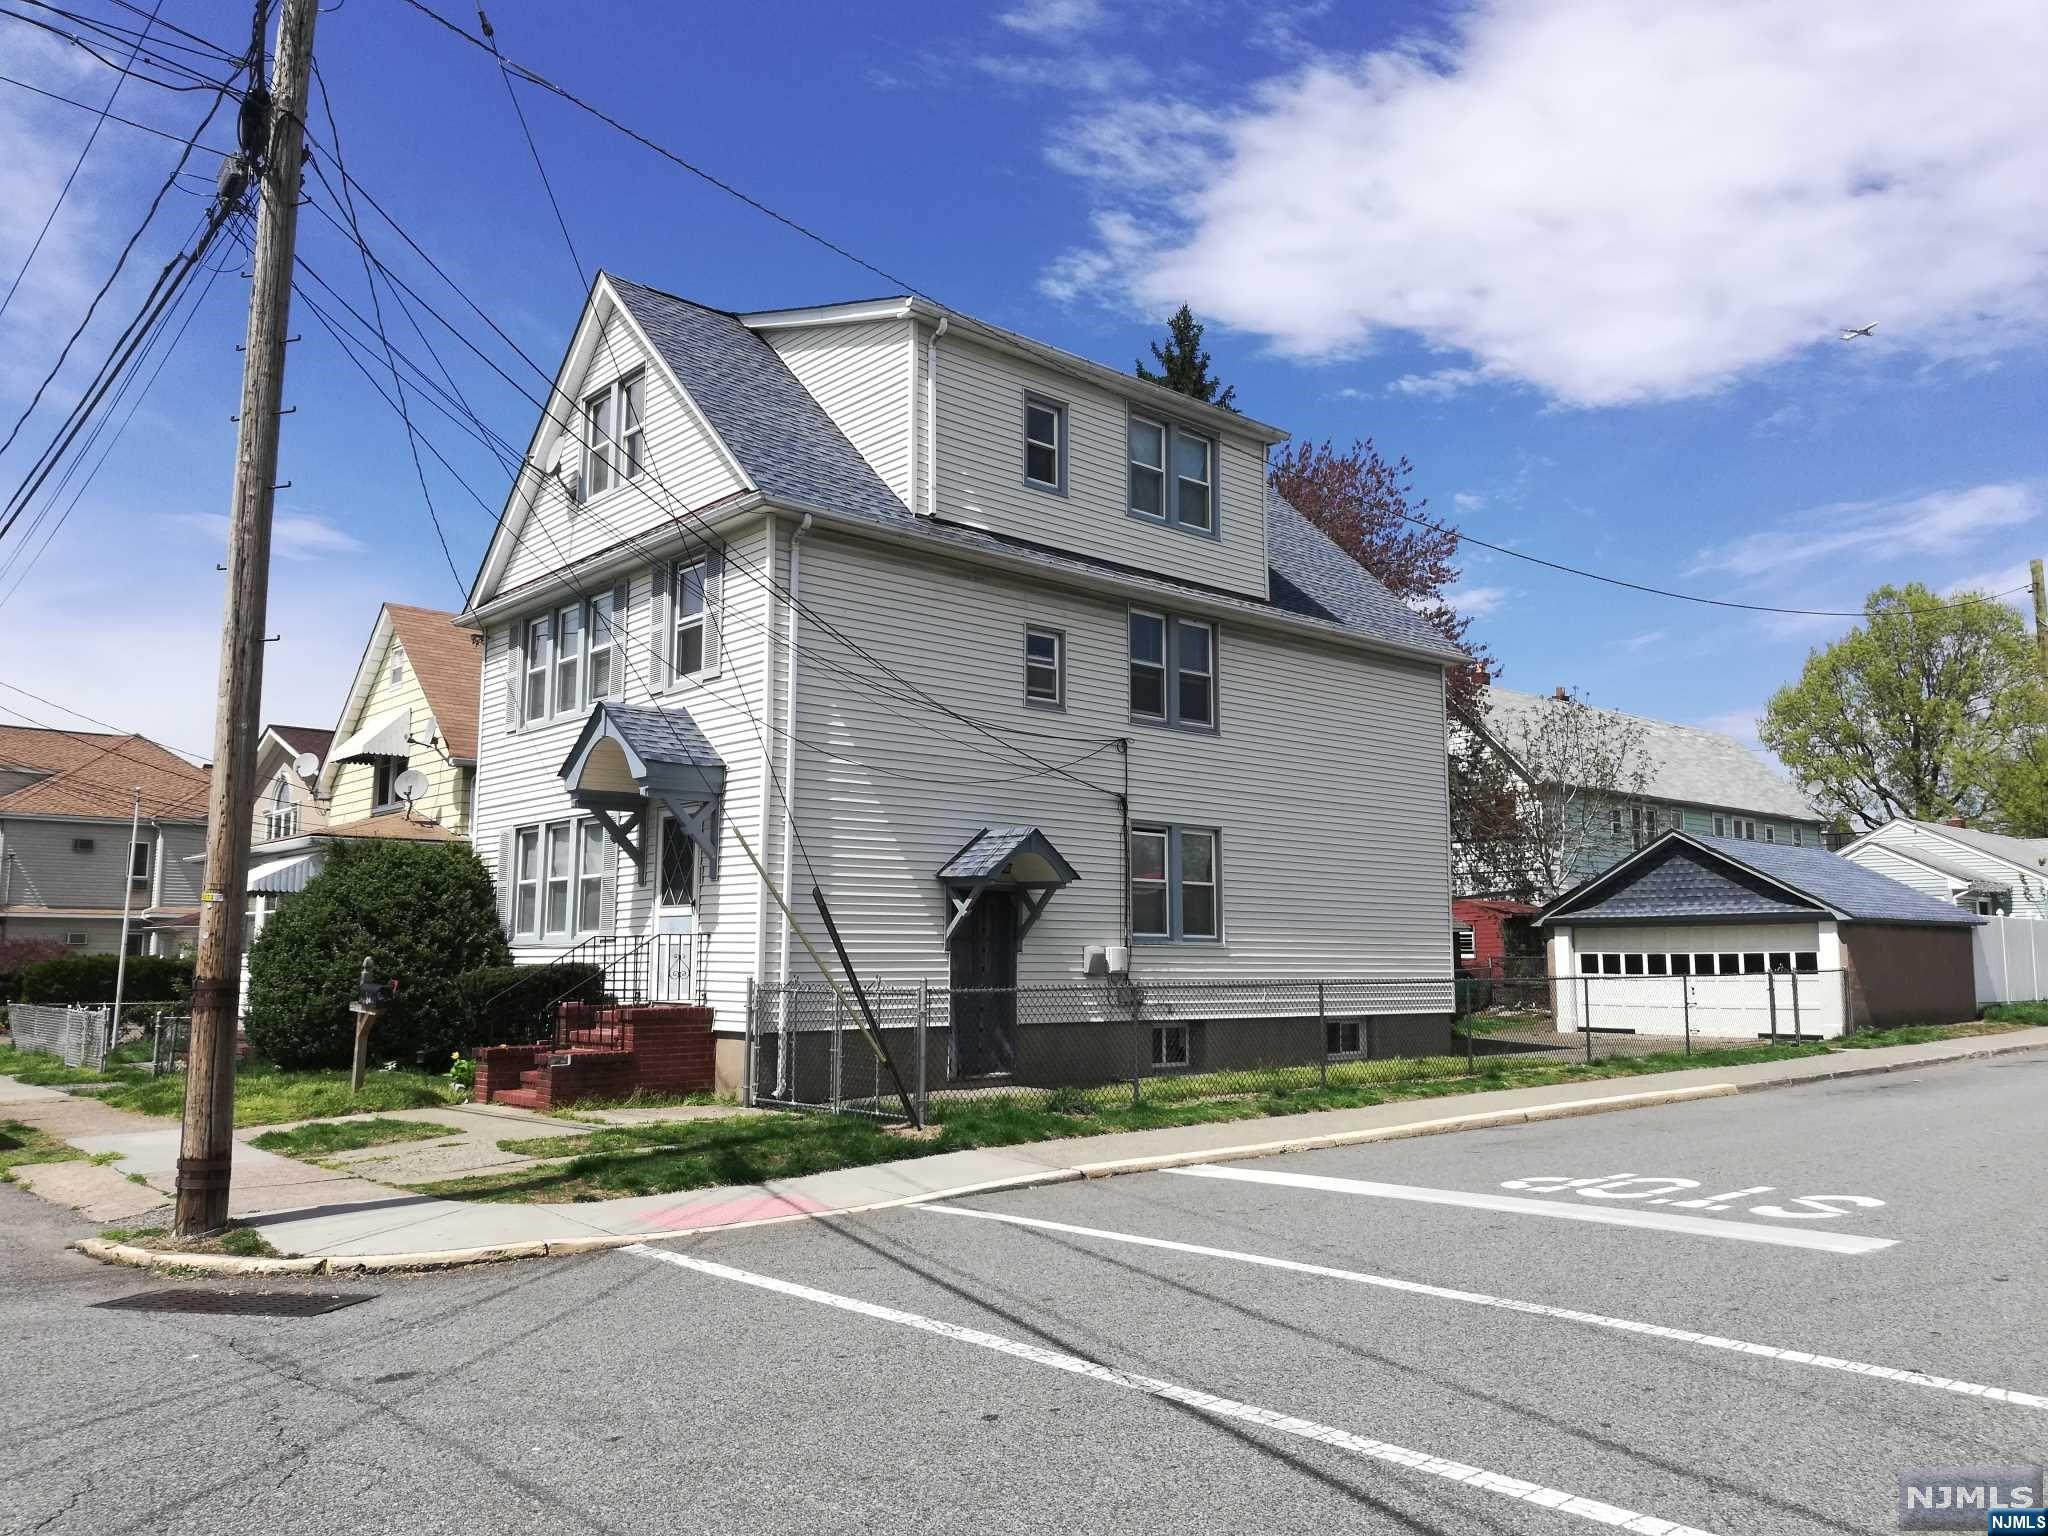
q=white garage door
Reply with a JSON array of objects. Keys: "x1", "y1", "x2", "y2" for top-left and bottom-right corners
[{"x1": 1556, "y1": 922, "x2": 1844, "y2": 1038}]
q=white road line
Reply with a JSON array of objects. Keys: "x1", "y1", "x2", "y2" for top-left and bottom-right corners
[
  {"x1": 623, "y1": 1243, "x2": 1721, "y2": 1536},
  {"x1": 1165, "y1": 1166, "x2": 1898, "y2": 1254},
  {"x1": 923, "y1": 1205, "x2": 2045, "y2": 1412}
]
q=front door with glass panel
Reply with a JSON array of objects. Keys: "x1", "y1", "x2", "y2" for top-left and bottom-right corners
[{"x1": 652, "y1": 810, "x2": 696, "y2": 1002}]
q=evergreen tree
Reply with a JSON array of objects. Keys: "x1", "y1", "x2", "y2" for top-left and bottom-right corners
[{"x1": 1137, "y1": 303, "x2": 1237, "y2": 410}]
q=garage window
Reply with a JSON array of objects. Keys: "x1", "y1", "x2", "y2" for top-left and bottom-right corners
[
  {"x1": 1768, "y1": 952, "x2": 1792, "y2": 973},
  {"x1": 1623, "y1": 953, "x2": 1645, "y2": 976},
  {"x1": 1719, "y1": 953, "x2": 1740, "y2": 974},
  {"x1": 1646, "y1": 953, "x2": 1669, "y2": 976},
  {"x1": 1741, "y1": 953, "x2": 1766, "y2": 975},
  {"x1": 1578, "y1": 953, "x2": 1599, "y2": 975},
  {"x1": 1600, "y1": 953, "x2": 1622, "y2": 975},
  {"x1": 1670, "y1": 954, "x2": 1692, "y2": 976},
  {"x1": 1794, "y1": 951, "x2": 1818, "y2": 972}
]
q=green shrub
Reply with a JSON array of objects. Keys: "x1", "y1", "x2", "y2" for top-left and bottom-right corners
[
  {"x1": 18, "y1": 952, "x2": 192, "y2": 1005},
  {"x1": 244, "y1": 840, "x2": 509, "y2": 1069},
  {"x1": 451, "y1": 963, "x2": 608, "y2": 1050}
]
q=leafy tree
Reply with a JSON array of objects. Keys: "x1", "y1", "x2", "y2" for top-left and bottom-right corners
[
  {"x1": 1466, "y1": 689, "x2": 1656, "y2": 900},
  {"x1": 1136, "y1": 303, "x2": 1237, "y2": 410},
  {"x1": 1989, "y1": 737, "x2": 2048, "y2": 837},
  {"x1": 1761, "y1": 584, "x2": 2048, "y2": 831},
  {"x1": 245, "y1": 839, "x2": 509, "y2": 1068},
  {"x1": 1272, "y1": 439, "x2": 1517, "y2": 884}
]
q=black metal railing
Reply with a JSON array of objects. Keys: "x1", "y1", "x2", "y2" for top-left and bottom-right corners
[{"x1": 477, "y1": 931, "x2": 700, "y2": 1051}]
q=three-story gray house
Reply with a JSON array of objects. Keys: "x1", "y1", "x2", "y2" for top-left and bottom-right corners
[{"x1": 462, "y1": 274, "x2": 1464, "y2": 1089}]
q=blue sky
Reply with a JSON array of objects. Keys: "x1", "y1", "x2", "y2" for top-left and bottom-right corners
[{"x1": 1, "y1": 0, "x2": 2043, "y2": 760}]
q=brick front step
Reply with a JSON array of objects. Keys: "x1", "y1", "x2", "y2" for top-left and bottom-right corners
[
  {"x1": 474, "y1": 1003, "x2": 716, "y2": 1109},
  {"x1": 490, "y1": 1088, "x2": 544, "y2": 1110}
]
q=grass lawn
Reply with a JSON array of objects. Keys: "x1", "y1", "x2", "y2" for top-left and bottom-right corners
[
  {"x1": 91, "y1": 1063, "x2": 460, "y2": 1128},
  {"x1": 1832, "y1": 1018, "x2": 2033, "y2": 1049},
  {"x1": 0, "y1": 1119, "x2": 85, "y2": 1179},
  {"x1": 249, "y1": 1116, "x2": 461, "y2": 1158},
  {"x1": 409, "y1": 1037, "x2": 1836, "y2": 1205},
  {"x1": 98, "y1": 1223, "x2": 281, "y2": 1258},
  {"x1": 1984, "y1": 1002, "x2": 2048, "y2": 1027},
  {"x1": 0, "y1": 1044, "x2": 121, "y2": 1087}
]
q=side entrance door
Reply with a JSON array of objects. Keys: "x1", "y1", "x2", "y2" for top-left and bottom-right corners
[
  {"x1": 651, "y1": 811, "x2": 696, "y2": 1003},
  {"x1": 949, "y1": 891, "x2": 1018, "y2": 1077}
]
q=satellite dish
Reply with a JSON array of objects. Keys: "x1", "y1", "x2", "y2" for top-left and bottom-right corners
[
  {"x1": 293, "y1": 751, "x2": 321, "y2": 780},
  {"x1": 392, "y1": 768, "x2": 430, "y2": 805}
]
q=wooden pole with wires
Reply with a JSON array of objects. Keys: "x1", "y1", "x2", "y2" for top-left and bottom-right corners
[
  {"x1": 175, "y1": 0, "x2": 318, "y2": 1236},
  {"x1": 2030, "y1": 558, "x2": 2046, "y2": 673}
]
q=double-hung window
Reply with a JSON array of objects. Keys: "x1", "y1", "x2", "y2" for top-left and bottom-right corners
[
  {"x1": 673, "y1": 558, "x2": 708, "y2": 677},
  {"x1": 1128, "y1": 413, "x2": 1216, "y2": 534},
  {"x1": 554, "y1": 602, "x2": 582, "y2": 712},
  {"x1": 586, "y1": 590, "x2": 615, "y2": 699},
  {"x1": 1128, "y1": 610, "x2": 1215, "y2": 729},
  {"x1": 577, "y1": 821, "x2": 606, "y2": 933},
  {"x1": 542, "y1": 823, "x2": 574, "y2": 938},
  {"x1": 1024, "y1": 396, "x2": 1064, "y2": 491},
  {"x1": 129, "y1": 840, "x2": 151, "y2": 886},
  {"x1": 580, "y1": 371, "x2": 645, "y2": 500},
  {"x1": 1129, "y1": 824, "x2": 1221, "y2": 942},
  {"x1": 513, "y1": 828, "x2": 541, "y2": 936},
  {"x1": 524, "y1": 615, "x2": 551, "y2": 720},
  {"x1": 1024, "y1": 626, "x2": 1063, "y2": 708}
]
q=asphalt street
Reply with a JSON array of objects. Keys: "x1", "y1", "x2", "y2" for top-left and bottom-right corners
[{"x1": 4, "y1": 1053, "x2": 2044, "y2": 1535}]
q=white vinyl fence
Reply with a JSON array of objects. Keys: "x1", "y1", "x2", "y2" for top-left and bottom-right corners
[
  {"x1": 5, "y1": 1003, "x2": 113, "y2": 1068},
  {"x1": 1975, "y1": 915, "x2": 2048, "y2": 1005}
]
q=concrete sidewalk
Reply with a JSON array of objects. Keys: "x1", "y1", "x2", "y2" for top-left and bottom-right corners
[{"x1": 62, "y1": 1024, "x2": 2048, "y2": 1275}]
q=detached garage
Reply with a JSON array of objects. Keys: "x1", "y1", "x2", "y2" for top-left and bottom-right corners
[{"x1": 1535, "y1": 831, "x2": 1982, "y2": 1039}]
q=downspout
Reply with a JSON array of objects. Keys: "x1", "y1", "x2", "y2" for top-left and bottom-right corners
[
  {"x1": 923, "y1": 316, "x2": 948, "y2": 517},
  {"x1": 776, "y1": 514, "x2": 814, "y2": 996}
]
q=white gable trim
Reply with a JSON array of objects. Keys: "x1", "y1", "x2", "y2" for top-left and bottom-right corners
[
  {"x1": 465, "y1": 274, "x2": 757, "y2": 612},
  {"x1": 317, "y1": 606, "x2": 400, "y2": 795}
]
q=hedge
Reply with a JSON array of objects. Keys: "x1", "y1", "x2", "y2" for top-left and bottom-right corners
[
  {"x1": 1, "y1": 938, "x2": 69, "y2": 1004},
  {"x1": 244, "y1": 839, "x2": 510, "y2": 1068},
  {"x1": 452, "y1": 963, "x2": 609, "y2": 1055},
  {"x1": 17, "y1": 952, "x2": 193, "y2": 1005}
]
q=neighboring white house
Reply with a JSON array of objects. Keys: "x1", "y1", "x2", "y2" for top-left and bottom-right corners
[
  {"x1": 461, "y1": 273, "x2": 1465, "y2": 1087},
  {"x1": 1839, "y1": 818, "x2": 2048, "y2": 919}
]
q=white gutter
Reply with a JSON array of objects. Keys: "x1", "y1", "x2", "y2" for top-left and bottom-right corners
[
  {"x1": 777, "y1": 513, "x2": 814, "y2": 996},
  {"x1": 923, "y1": 316, "x2": 948, "y2": 517}
]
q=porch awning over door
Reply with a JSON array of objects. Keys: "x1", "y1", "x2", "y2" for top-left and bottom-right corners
[
  {"x1": 247, "y1": 851, "x2": 322, "y2": 894},
  {"x1": 557, "y1": 702, "x2": 726, "y2": 878},
  {"x1": 935, "y1": 825, "x2": 1079, "y2": 942}
]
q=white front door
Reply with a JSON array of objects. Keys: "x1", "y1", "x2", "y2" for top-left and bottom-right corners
[{"x1": 652, "y1": 810, "x2": 696, "y2": 1002}]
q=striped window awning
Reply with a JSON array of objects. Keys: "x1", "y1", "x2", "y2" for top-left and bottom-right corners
[
  {"x1": 328, "y1": 707, "x2": 413, "y2": 765},
  {"x1": 248, "y1": 851, "x2": 322, "y2": 894}
]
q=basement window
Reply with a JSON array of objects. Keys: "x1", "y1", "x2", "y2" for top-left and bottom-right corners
[
  {"x1": 1326, "y1": 1017, "x2": 1362, "y2": 1055},
  {"x1": 1151, "y1": 1023, "x2": 1189, "y2": 1069}
]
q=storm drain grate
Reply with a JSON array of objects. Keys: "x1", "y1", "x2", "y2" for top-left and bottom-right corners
[{"x1": 93, "y1": 1289, "x2": 375, "y2": 1317}]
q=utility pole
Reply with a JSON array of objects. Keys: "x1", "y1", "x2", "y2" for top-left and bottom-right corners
[
  {"x1": 176, "y1": 0, "x2": 318, "y2": 1236},
  {"x1": 2031, "y1": 558, "x2": 2046, "y2": 673},
  {"x1": 109, "y1": 786, "x2": 141, "y2": 1054}
]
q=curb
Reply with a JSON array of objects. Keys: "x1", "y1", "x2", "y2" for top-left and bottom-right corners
[{"x1": 64, "y1": 1032, "x2": 2048, "y2": 1279}]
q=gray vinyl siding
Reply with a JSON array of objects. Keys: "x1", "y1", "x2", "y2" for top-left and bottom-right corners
[
  {"x1": 933, "y1": 333, "x2": 1270, "y2": 602},
  {"x1": 766, "y1": 319, "x2": 915, "y2": 509},
  {"x1": 0, "y1": 816, "x2": 202, "y2": 913},
  {"x1": 769, "y1": 527, "x2": 1451, "y2": 992},
  {"x1": 498, "y1": 310, "x2": 747, "y2": 593},
  {"x1": 472, "y1": 518, "x2": 777, "y2": 1029},
  {"x1": 3, "y1": 915, "x2": 123, "y2": 955},
  {"x1": 1847, "y1": 822, "x2": 2048, "y2": 918}
]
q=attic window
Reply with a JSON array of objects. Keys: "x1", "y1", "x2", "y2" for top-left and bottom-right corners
[
  {"x1": 72, "y1": 837, "x2": 95, "y2": 853},
  {"x1": 389, "y1": 660, "x2": 403, "y2": 686},
  {"x1": 581, "y1": 372, "x2": 645, "y2": 500},
  {"x1": 1127, "y1": 413, "x2": 1218, "y2": 536}
]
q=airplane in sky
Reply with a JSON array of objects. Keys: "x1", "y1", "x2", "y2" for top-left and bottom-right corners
[{"x1": 1839, "y1": 323, "x2": 1877, "y2": 340}]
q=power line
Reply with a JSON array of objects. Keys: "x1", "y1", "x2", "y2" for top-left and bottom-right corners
[
  {"x1": 0, "y1": 4, "x2": 238, "y2": 93},
  {"x1": 473, "y1": 6, "x2": 583, "y2": 288},
  {"x1": 1406, "y1": 511, "x2": 2035, "y2": 619},
  {"x1": 0, "y1": 0, "x2": 165, "y2": 325},
  {"x1": 0, "y1": 68, "x2": 233, "y2": 153},
  {"x1": 0, "y1": 678, "x2": 210, "y2": 762}
]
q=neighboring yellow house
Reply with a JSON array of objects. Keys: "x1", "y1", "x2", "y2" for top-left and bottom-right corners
[
  {"x1": 238, "y1": 605, "x2": 480, "y2": 998},
  {"x1": 319, "y1": 603, "x2": 479, "y2": 834}
]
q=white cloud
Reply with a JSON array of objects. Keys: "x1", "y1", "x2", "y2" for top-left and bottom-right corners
[
  {"x1": 1944, "y1": 565, "x2": 2035, "y2": 614},
  {"x1": 997, "y1": 0, "x2": 1106, "y2": 38},
  {"x1": 1696, "y1": 708, "x2": 1765, "y2": 751},
  {"x1": 165, "y1": 511, "x2": 366, "y2": 562},
  {"x1": 1389, "y1": 366, "x2": 1490, "y2": 399},
  {"x1": 1248, "y1": 2, "x2": 1334, "y2": 59},
  {"x1": 1452, "y1": 491, "x2": 1485, "y2": 513},
  {"x1": 1626, "y1": 628, "x2": 1668, "y2": 652},
  {"x1": 1042, "y1": 0, "x2": 2048, "y2": 406},
  {"x1": 1692, "y1": 482, "x2": 2039, "y2": 581},
  {"x1": 1447, "y1": 582, "x2": 1510, "y2": 617},
  {"x1": 974, "y1": 51, "x2": 1149, "y2": 94}
]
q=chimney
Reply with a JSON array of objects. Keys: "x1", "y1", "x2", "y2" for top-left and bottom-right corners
[
  {"x1": 1945, "y1": 816, "x2": 1967, "y2": 828},
  {"x1": 1553, "y1": 686, "x2": 1567, "y2": 701}
]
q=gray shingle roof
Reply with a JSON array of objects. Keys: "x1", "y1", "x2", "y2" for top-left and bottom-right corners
[
  {"x1": 597, "y1": 702, "x2": 722, "y2": 770},
  {"x1": 605, "y1": 274, "x2": 1463, "y2": 665},
  {"x1": 1887, "y1": 818, "x2": 2048, "y2": 877},
  {"x1": 1546, "y1": 832, "x2": 1983, "y2": 927},
  {"x1": 935, "y1": 826, "x2": 1079, "y2": 885},
  {"x1": 1482, "y1": 688, "x2": 1817, "y2": 821}
]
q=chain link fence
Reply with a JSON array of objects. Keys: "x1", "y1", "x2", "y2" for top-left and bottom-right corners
[
  {"x1": 4, "y1": 1002, "x2": 193, "y2": 1073},
  {"x1": 747, "y1": 969, "x2": 1854, "y2": 1123}
]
